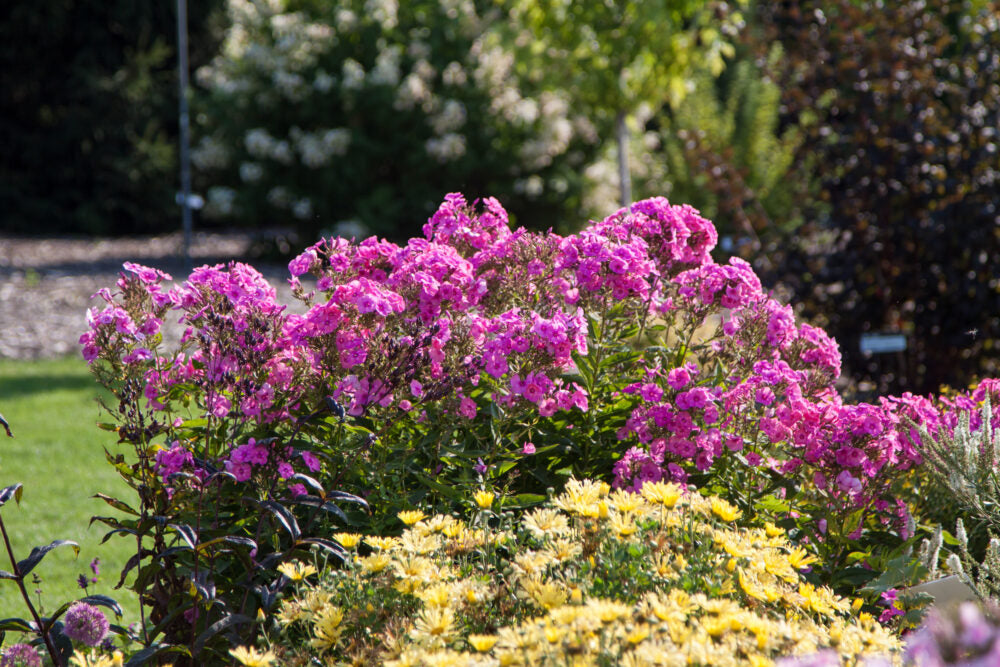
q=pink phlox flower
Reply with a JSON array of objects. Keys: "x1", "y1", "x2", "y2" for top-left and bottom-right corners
[
  {"x1": 459, "y1": 396, "x2": 477, "y2": 419},
  {"x1": 667, "y1": 367, "x2": 691, "y2": 390},
  {"x1": 288, "y1": 248, "x2": 318, "y2": 276},
  {"x1": 123, "y1": 261, "x2": 172, "y2": 284},
  {"x1": 301, "y1": 450, "x2": 321, "y2": 472},
  {"x1": 155, "y1": 442, "x2": 194, "y2": 478}
]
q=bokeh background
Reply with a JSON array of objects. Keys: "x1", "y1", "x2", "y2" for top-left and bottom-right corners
[{"x1": 4, "y1": 0, "x2": 1000, "y2": 398}]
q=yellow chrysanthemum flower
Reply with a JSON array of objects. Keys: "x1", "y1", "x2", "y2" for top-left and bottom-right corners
[
  {"x1": 468, "y1": 634, "x2": 499, "y2": 652},
  {"x1": 398, "y1": 510, "x2": 427, "y2": 526},
  {"x1": 640, "y1": 481, "x2": 684, "y2": 508},
  {"x1": 625, "y1": 625, "x2": 651, "y2": 645},
  {"x1": 70, "y1": 650, "x2": 126, "y2": 667},
  {"x1": 359, "y1": 552, "x2": 392, "y2": 574},
  {"x1": 441, "y1": 519, "x2": 466, "y2": 538},
  {"x1": 276, "y1": 599, "x2": 304, "y2": 626},
  {"x1": 522, "y1": 508, "x2": 571, "y2": 539},
  {"x1": 609, "y1": 511, "x2": 639, "y2": 538},
  {"x1": 309, "y1": 605, "x2": 344, "y2": 652},
  {"x1": 473, "y1": 489, "x2": 495, "y2": 509},
  {"x1": 710, "y1": 497, "x2": 743, "y2": 522},
  {"x1": 609, "y1": 489, "x2": 645, "y2": 513},
  {"x1": 418, "y1": 583, "x2": 453, "y2": 608},
  {"x1": 228, "y1": 646, "x2": 277, "y2": 667},
  {"x1": 333, "y1": 532, "x2": 362, "y2": 549},
  {"x1": 411, "y1": 606, "x2": 457, "y2": 643},
  {"x1": 521, "y1": 578, "x2": 568, "y2": 610},
  {"x1": 786, "y1": 546, "x2": 819, "y2": 571},
  {"x1": 276, "y1": 560, "x2": 317, "y2": 581},
  {"x1": 366, "y1": 535, "x2": 399, "y2": 551},
  {"x1": 764, "y1": 522, "x2": 785, "y2": 538}
]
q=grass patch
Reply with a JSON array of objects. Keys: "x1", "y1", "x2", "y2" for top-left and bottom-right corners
[{"x1": 0, "y1": 357, "x2": 139, "y2": 625}]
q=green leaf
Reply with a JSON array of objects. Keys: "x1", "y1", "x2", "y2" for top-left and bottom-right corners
[
  {"x1": 841, "y1": 509, "x2": 865, "y2": 537},
  {"x1": 93, "y1": 493, "x2": 139, "y2": 516},
  {"x1": 16, "y1": 540, "x2": 79, "y2": 577},
  {"x1": 754, "y1": 494, "x2": 791, "y2": 514},
  {"x1": 508, "y1": 493, "x2": 547, "y2": 508}
]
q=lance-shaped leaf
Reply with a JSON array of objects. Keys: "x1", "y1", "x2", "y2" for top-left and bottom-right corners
[
  {"x1": 290, "y1": 473, "x2": 324, "y2": 496},
  {"x1": 325, "y1": 490, "x2": 370, "y2": 511},
  {"x1": 290, "y1": 496, "x2": 349, "y2": 523},
  {"x1": 93, "y1": 493, "x2": 139, "y2": 516},
  {"x1": 295, "y1": 537, "x2": 348, "y2": 562},
  {"x1": 79, "y1": 594, "x2": 124, "y2": 619},
  {"x1": 125, "y1": 643, "x2": 191, "y2": 667},
  {"x1": 168, "y1": 523, "x2": 198, "y2": 550},
  {"x1": 115, "y1": 553, "x2": 144, "y2": 590},
  {"x1": 0, "y1": 484, "x2": 23, "y2": 508},
  {"x1": 16, "y1": 540, "x2": 79, "y2": 577},
  {"x1": 257, "y1": 500, "x2": 300, "y2": 541},
  {"x1": 195, "y1": 535, "x2": 257, "y2": 553},
  {"x1": 0, "y1": 617, "x2": 35, "y2": 633},
  {"x1": 192, "y1": 613, "x2": 251, "y2": 655}
]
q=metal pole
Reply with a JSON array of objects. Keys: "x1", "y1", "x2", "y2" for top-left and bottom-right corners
[{"x1": 177, "y1": 0, "x2": 193, "y2": 270}]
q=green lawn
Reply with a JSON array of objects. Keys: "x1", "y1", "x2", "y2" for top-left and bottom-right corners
[{"x1": 0, "y1": 357, "x2": 139, "y2": 626}]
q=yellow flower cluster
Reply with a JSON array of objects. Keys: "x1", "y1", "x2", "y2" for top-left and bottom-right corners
[{"x1": 276, "y1": 479, "x2": 901, "y2": 666}]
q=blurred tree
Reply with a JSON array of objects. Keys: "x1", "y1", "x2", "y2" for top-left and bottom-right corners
[
  {"x1": 636, "y1": 46, "x2": 813, "y2": 257},
  {"x1": 0, "y1": 0, "x2": 223, "y2": 235},
  {"x1": 191, "y1": 0, "x2": 602, "y2": 242},
  {"x1": 752, "y1": 0, "x2": 1000, "y2": 395},
  {"x1": 502, "y1": 0, "x2": 742, "y2": 207}
]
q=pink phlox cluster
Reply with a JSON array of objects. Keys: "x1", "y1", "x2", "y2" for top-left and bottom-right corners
[
  {"x1": 154, "y1": 441, "x2": 195, "y2": 479},
  {"x1": 674, "y1": 257, "x2": 764, "y2": 310},
  {"x1": 226, "y1": 437, "x2": 272, "y2": 482},
  {"x1": 85, "y1": 194, "x2": 1000, "y2": 530},
  {"x1": 600, "y1": 198, "x2": 718, "y2": 271},
  {"x1": 422, "y1": 193, "x2": 513, "y2": 258}
]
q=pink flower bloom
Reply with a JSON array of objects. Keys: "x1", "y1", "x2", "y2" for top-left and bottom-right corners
[
  {"x1": 301, "y1": 451, "x2": 321, "y2": 472},
  {"x1": 522, "y1": 441, "x2": 536, "y2": 455},
  {"x1": 667, "y1": 367, "x2": 691, "y2": 390},
  {"x1": 63, "y1": 602, "x2": 109, "y2": 647},
  {"x1": 459, "y1": 397, "x2": 477, "y2": 419}
]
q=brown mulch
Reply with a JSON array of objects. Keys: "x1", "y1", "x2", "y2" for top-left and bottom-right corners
[{"x1": 0, "y1": 231, "x2": 297, "y2": 360}]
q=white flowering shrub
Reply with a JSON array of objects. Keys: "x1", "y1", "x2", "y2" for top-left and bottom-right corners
[{"x1": 193, "y1": 0, "x2": 600, "y2": 238}]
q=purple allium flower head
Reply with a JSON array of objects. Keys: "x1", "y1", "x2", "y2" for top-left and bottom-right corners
[
  {"x1": 0, "y1": 643, "x2": 42, "y2": 667},
  {"x1": 63, "y1": 601, "x2": 109, "y2": 646}
]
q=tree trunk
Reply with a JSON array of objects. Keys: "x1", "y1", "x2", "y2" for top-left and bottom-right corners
[{"x1": 616, "y1": 109, "x2": 631, "y2": 207}]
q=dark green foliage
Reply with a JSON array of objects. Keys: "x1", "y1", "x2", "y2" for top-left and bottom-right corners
[
  {"x1": 752, "y1": 0, "x2": 1000, "y2": 394},
  {"x1": 0, "y1": 0, "x2": 223, "y2": 235},
  {"x1": 646, "y1": 47, "x2": 813, "y2": 254}
]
